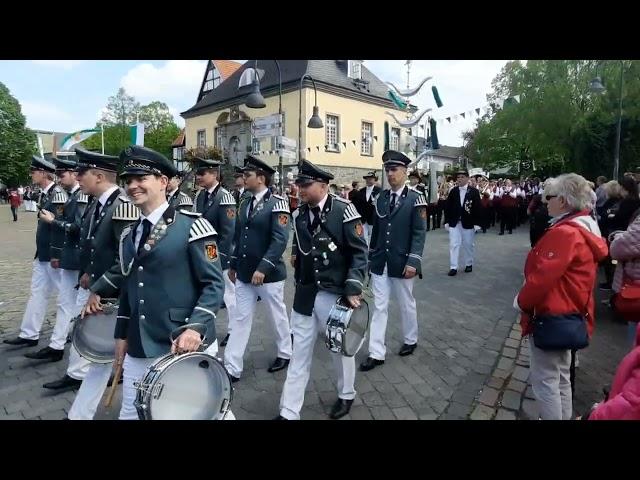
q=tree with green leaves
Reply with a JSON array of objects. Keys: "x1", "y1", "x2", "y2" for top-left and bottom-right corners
[
  {"x1": 138, "y1": 101, "x2": 180, "y2": 159},
  {"x1": 0, "y1": 82, "x2": 37, "y2": 187},
  {"x1": 465, "y1": 60, "x2": 640, "y2": 180}
]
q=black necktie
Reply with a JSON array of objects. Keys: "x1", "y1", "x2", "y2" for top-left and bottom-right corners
[
  {"x1": 309, "y1": 206, "x2": 321, "y2": 233},
  {"x1": 248, "y1": 196, "x2": 257, "y2": 217},
  {"x1": 390, "y1": 193, "x2": 397, "y2": 213},
  {"x1": 137, "y1": 219, "x2": 152, "y2": 255},
  {"x1": 93, "y1": 201, "x2": 102, "y2": 224},
  {"x1": 203, "y1": 190, "x2": 210, "y2": 207}
]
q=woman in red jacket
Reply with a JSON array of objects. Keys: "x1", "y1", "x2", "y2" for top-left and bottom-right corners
[
  {"x1": 8, "y1": 188, "x2": 21, "y2": 221},
  {"x1": 515, "y1": 174, "x2": 608, "y2": 420}
]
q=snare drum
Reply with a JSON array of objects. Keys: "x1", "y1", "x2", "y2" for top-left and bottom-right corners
[
  {"x1": 325, "y1": 297, "x2": 370, "y2": 357},
  {"x1": 71, "y1": 301, "x2": 118, "y2": 363},
  {"x1": 134, "y1": 352, "x2": 233, "y2": 420}
]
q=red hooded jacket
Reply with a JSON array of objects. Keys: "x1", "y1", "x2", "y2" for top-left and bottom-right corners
[{"x1": 517, "y1": 210, "x2": 609, "y2": 337}]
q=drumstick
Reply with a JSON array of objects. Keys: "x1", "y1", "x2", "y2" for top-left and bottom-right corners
[{"x1": 104, "y1": 362, "x2": 123, "y2": 408}]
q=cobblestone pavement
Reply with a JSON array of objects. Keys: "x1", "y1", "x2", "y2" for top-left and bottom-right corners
[{"x1": 0, "y1": 204, "x2": 629, "y2": 420}]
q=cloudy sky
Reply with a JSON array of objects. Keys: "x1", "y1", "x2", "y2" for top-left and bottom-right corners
[{"x1": 0, "y1": 60, "x2": 508, "y2": 147}]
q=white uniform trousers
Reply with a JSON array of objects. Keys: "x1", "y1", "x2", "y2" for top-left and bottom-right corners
[
  {"x1": 363, "y1": 223, "x2": 373, "y2": 247},
  {"x1": 279, "y1": 290, "x2": 356, "y2": 420},
  {"x1": 224, "y1": 279, "x2": 292, "y2": 378},
  {"x1": 119, "y1": 342, "x2": 235, "y2": 420},
  {"x1": 18, "y1": 260, "x2": 63, "y2": 346},
  {"x1": 67, "y1": 361, "x2": 112, "y2": 420},
  {"x1": 367, "y1": 266, "x2": 418, "y2": 360},
  {"x1": 448, "y1": 223, "x2": 475, "y2": 270},
  {"x1": 222, "y1": 269, "x2": 236, "y2": 334},
  {"x1": 65, "y1": 287, "x2": 92, "y2": 380}
]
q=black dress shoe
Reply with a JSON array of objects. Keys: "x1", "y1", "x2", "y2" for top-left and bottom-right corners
[
  {"x1": 25, "y1": 346, "x2": 64, "y2": 362},
  {"x1": 448, "y1": 269, "x2": 457, "y2": 276},
  {"x1": 359, "y1": 357, "x2": 384, "y2": 372},
  {"x1": 3, "y1": 336, "x2": 38, "y2": 347},
  {"x1": 329, "y1": 399, "x2": 354, "y2": 420},
  {"x1": 499, "y1": 232, "x2": 504, "y2": 236},
  {"x1": 220, "y1": 333, "x2": 230, "y2": 347},
  {"x1": 268, "y1": 357, "x2": 290, "y2": 373},
  {"x1": 229, "y1": 375, "x2": 240, "y2": 383},
  {"x1": 43, "y1": 374, "x2": 82, "y2": 390},
  {"x1": 398, "y1": 343, "x2": 417, "y2": 356},
  {"x1": 464, "y1": 265, "x2": 473, "y2": 273},
  {"x1": 273, "y1": 415, "x2": 288, "y2": 420},
  {"x1": 107, "y1": 372, "x2": 124, "y2": 387}
]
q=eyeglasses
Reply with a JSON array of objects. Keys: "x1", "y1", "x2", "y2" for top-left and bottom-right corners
[{"x1": 545, "y1": 195, "x2": 558, "y2": 201}]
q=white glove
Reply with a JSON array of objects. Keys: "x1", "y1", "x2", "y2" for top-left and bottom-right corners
[
  {"x1": 513, "y1": 294, "x2": 523, "y2": 312},
  {"x1": 473, "y1": 225, "x2": 481, "y2": 232},
  {"x1": 444, "y1": 223, "x2": 450, "y2": 231}
]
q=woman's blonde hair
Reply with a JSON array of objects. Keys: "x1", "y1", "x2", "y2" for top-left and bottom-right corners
[{"x1": 602, "y1": 180, "x2": 623, "y2": 199}]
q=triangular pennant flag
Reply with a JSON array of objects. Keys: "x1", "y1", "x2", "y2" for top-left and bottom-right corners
[
  {"x1": 460, "y1": 112, "x2": 466, "y2": 119},
  {"x1": 514, "y1": 94, "x2": 521, "y2": 103},
  {"x1": 446, "y1": 117, "x2": 451, "y2": 123},
  {"x1": 316, "y1": 146, "x2": 320, "y2": 151},
  {"x1": 475, "y1": 107, "x2": 481, "y2": 116},
  {"x1": 325, "y1": 144, "x2": 329, "y2": 149},
  {"x1": 352, "y1": 140, "x2": 356, "y2": 146},
  {"x1": 342, "y1": 142, "x2": 347, "y2": 148},
  {"x1": 307, "y1": 147, "x2": 311, "y2": 152},
  {"x1": 269, "y1": 150, "x2": 273, "y2": 155},
  {"x1": 373, "y1": 135, "x2": 378, "y2": 141}
]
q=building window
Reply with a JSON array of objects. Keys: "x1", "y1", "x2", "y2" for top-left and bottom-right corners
[
  {"x1": 215, "y1": 127, "x2": 224, "y2": 148},
  {"x1": 252, "y1": 138, "x2": 261, "y2": 154},
  {"x1": 325, "y1": 114, "x2": 340, "y2": 152},
  {"x1": 173, "y1": 146, "x2": 184, "y2": 161},
  {"x1": 348, "y1": 60, "x2": 362, "y2": 80},
  {"x1": 203, "y1": 66, "x2": 220, "y2": 93},
  {"x1": 390, "y1": 127, "x2": 400, "y2": 151},
  {"x1": 361, "y1": 121, "x2": 373, "y2": 156},
  {"x1": 197, "y1": 130, "x2": 206, "y2": 147}
]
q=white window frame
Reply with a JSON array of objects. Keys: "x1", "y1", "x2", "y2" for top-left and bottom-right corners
[
  {"x1": 361, "y1": 121, "x2": 373, "y2": 156},
  {"x1": 197, "y1": 129, "x2": 206, "y2": 147},
  {"x1": 390, "y1": 127, "x2": 400, "y2": 151},
  {"x1": 325, "y1": 114, "x2": 340, "y2": 152},
  {"x1": 348, "y1": 60, "x2": 362, "y2": 80}
]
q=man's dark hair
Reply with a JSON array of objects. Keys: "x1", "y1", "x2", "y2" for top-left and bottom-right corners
[{"x1": 621, "y1": 176, "x2": 639, "y2": 198}]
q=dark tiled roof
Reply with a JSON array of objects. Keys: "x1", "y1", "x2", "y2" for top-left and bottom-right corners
[{"x1": 182, "y1": 60, "x2": 399, "y2": 118}]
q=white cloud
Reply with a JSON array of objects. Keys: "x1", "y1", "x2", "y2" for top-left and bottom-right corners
[
  {"x1": 32, "y1": 60, "x2": 85, "y2": 70},
  {"x1": 22, "y1": 101, "x2": 72, "y2": 129},
  {"x1": 121, "y1": 60, "x2": 206, "y2": 102},
  {"x1": 366, "y1": 60, "x2": 509, "y2": 146}
]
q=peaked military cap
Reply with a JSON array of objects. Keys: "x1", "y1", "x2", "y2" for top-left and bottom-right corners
[
  {"x1": 382, "y1": 150, "x2": 411, "y2": 168},
  {"x1": 75, "y1": 147, "x2": 120, "y2": 173},
  {"x1": 455, "y1": 168, "x2": 469, "y2": 177},
  {"x1": 242, "y1": 154, "x2": 276, "y2": 175},
  {"x1": 295, "y1": 159, "x2": 334, "y2": 186},
  {"x1": 408, "y1": 170, "x2": 422, "y2": 180},
  {"x1": 52, "y1": 155, "x2": 78, "y2": 172},
  {"x1": 30, "y1": 155, "x2": 56, "y2": 173},
  {"x1": 119, "y1": 145, "x2": 177, "y2": 178},
  {"x1": 194, "y1": 157, "x2": 222, "y2": 172},
  {"x1": 363, "y1": 170, "x2": 378, "y2": 180}
]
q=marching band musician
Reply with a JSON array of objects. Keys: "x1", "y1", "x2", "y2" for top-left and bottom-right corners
[
  {"x1": 276, "y1": 159, "x2": 368, "y2": 420},
  {"x1": 166, "y1": 171, "x2": 194, "y2": 211},
  {"x1": 65, "y1": 148, "x2": 140, "y2": 420},
  {"x1": 193, "y1": 158, "x2": 237, "y2": 347},
  {"x1": 353, "y1": 171, "x2": 381, "y2": 246},
  {"x1": 225, "y1": 155, "x2": 293, "y2": 382},
  {"x1": 360, "y1": 151, "x2": 428, "y2": 372},
  {"x1": 444, "y1": 169, "x2": 482, "y2": 276},
  {"x1": 4, "y1": 156, "x2": 69, "y2": 358},
  {"x1": 38, "y1": 156, "x2": 92, "y2": 390},
  {"x1": 113, "y1": 145, "x2": 225, "y2": 419}
]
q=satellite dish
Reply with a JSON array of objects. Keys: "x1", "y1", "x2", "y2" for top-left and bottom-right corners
[{"x1": 238, "y1": 68, "x2": 265, "y2": 88}]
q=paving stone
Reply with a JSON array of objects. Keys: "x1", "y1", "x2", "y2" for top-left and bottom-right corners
[
  {"x1": 496, "y1": 357, "x2": 515, "y2": 371},
  {"x1": 506, "y1": 379, "x2": 527, "y2": 393},
  {"x1": 478, "y1": 387, "x2": 500, "y2": 407},
  {"x1": 512, "y1": 366, "x2": 530, "y2": 383},
  {"x1": 500, "y1": 390, "x2": 522, "y2": 411},
  {"x1": 361, "y1": 391, "x2": 385, "y2": 407},
  {"x1": 487, "y1": 376, "x2": 506, "y2": 390},
  {"x1": 370, "y1": 406, "x2": 395, "y2": 420},
  {"x1": 392, "y1": 406, "x2": 418, "y2": 420},
  {"x1": 504, "y1": 338, "x2": 521, "y2": 349},
  {"x1": 349, "y1": 405, "x2": 373, "y2": 420},
  {"x1": 495, "y1": 409, "x2": 516, "y2": 420},
  {"x1": 470, "y1": 404, "x2": 495, "y2": 420},
  {"x1": 502, "y1": 347, "x2": 518, "y2": 359}
]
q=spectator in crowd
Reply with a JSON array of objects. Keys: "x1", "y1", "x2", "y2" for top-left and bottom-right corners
[
  {"x1": 598, "y1": 181, "x2": 624, "y2": 291},
  {"x1": 8, "y1": 188, "x2": 21, "y2": 221},
  {"x1": 595, "y1": 176, "x2": 608, "y2": 219},
  {"x1": 610, "y1": 176, "x2": 640, "y2": 232},
  {"x1": 348, "y1": 181, "x2": 359, "y2": 202}
]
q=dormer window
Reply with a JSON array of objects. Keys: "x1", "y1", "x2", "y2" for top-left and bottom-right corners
[
  {"x1": 348, "y1": 60, "x2": 363, "y2": 80},
  {"x1": 203, "y1": 66, "x2": 221, "y2": 93}
]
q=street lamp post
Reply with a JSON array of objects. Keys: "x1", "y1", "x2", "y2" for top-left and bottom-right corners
[
  {"x1": 243, "y1": 60, "x2": 285, "y2": 192},
  {"x1": 590, "y1": 61, "x2": 624, "y2": 181},
  {"x1": 298, "y1": 74, "x2": 324, "y2": 168}
]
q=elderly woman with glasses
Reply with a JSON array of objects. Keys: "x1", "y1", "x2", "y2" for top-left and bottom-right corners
[{"x1": 514, "y1": 174, "x2": 608, "y2": 420}]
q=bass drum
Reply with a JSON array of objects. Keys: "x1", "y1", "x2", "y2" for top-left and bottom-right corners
[
  {"x1": 134, "y1": 352, "x2": 233, "y2": 420},
  {"x1": 71, "y1": 301, "x2": 118, "y2": 363}
]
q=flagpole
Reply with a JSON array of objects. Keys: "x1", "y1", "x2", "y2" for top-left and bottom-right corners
[{"x1": 101, "y1": 124, "x2": 105, "y2": 154}]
